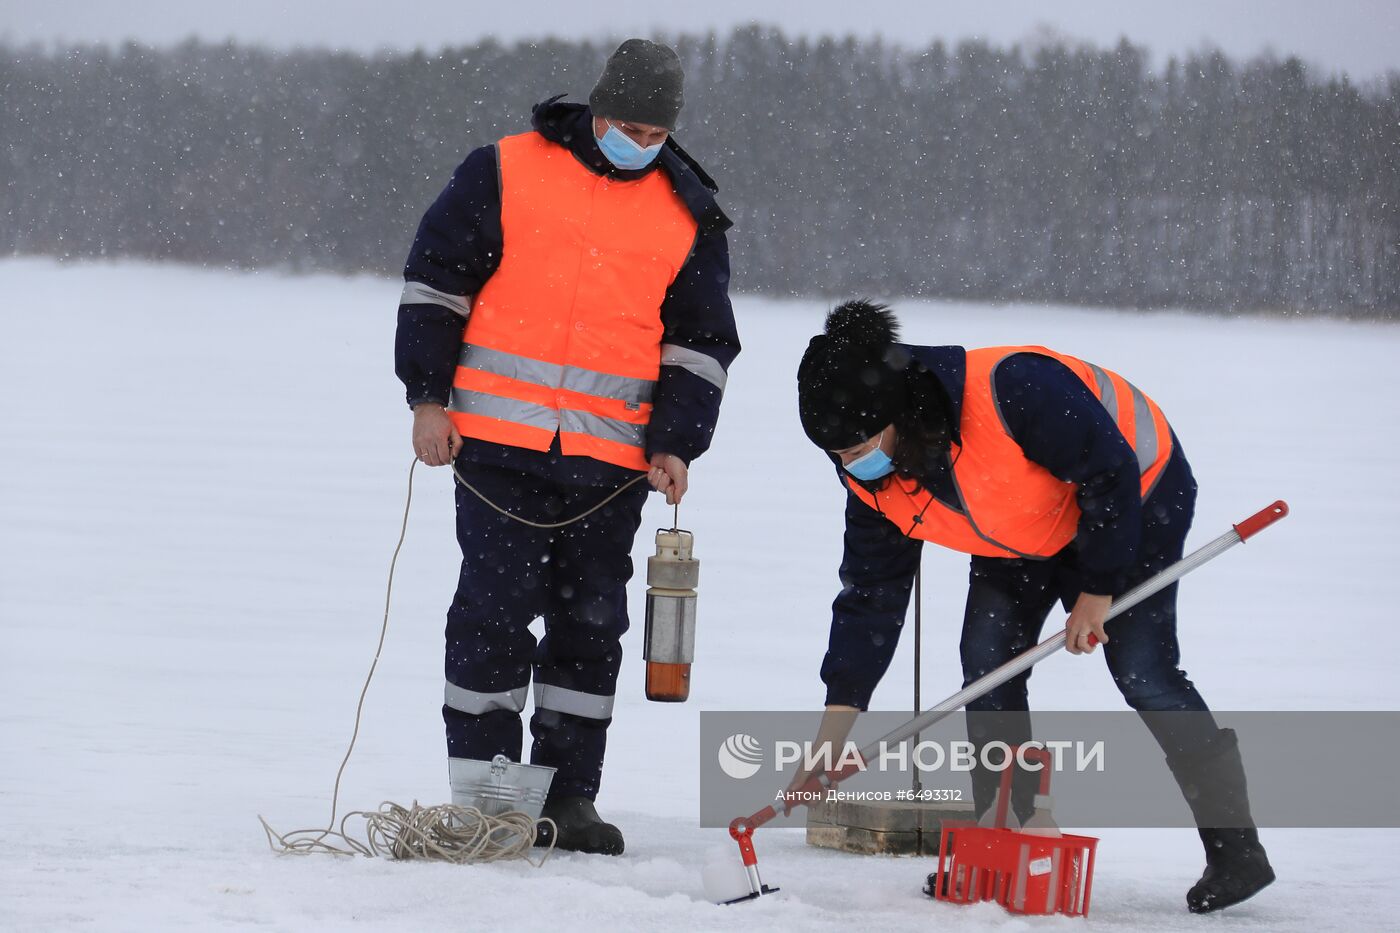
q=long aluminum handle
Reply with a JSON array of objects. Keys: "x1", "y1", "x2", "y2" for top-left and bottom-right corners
[
  {"x1": 736, "y1": 501, "x2": 1289, "y2": 832},
  {"x1": 856, "y1": 500, "x2": 1288, "y2": 762}
]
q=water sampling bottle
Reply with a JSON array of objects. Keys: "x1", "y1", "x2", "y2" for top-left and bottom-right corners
[{"x1": 643, "y1": 527, "x2": 698, "y2": 702}]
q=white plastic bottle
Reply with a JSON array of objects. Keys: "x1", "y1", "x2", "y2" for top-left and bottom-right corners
[
  {"x1": 1021, "y1": 794, "x2": 1062, "y2": 837},
  {"x1": 978, "y1": 799, "x2": 1022, "y2": 831}
]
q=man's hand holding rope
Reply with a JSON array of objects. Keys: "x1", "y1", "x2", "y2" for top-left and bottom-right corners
[{"x1": 412, "y1": 402, "x2": 462, "y2": 466}]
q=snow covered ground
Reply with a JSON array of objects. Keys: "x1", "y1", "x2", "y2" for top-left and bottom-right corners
[{"x1": 2, "y1": 257, "x2": 1398, "y2": 931}]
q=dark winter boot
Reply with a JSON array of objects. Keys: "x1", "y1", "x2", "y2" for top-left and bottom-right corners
[
  {"x1": 534, "y1": 795, "x2": 625, "y2": 856},
  {"x1": 965, "y1": 710, "x2": 1038, "y2": 827},
  {"x1": 1164, "y1": 728, "x2": 1275, "y2": 914},
  {"x1": 1188, "y1": 827, "x2": 1276, "y2": 913}
]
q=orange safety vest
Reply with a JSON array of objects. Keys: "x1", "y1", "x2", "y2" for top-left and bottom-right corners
[
  {"x1": 447, "y1": 131, "x2": 700, "y2": 471},
  {"x1": 846, "y1": 346, "x2": 1174, "y2": 558}
]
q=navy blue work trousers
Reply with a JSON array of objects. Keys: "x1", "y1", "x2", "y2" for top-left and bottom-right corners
[
  {"x1": 442, "y1": 458, "x2": 647, "y2": 800},
  {"x1": 959, "y1": 447, "x2": 1219, "y2": 816}
]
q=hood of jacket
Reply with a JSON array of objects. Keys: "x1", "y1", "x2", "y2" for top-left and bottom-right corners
[
  {"x1": 906, "y1": 344, "x2": 966, "y2": 446},
  {"x1": 530, "y1": 96, "x2": 731, "y2": 234}
]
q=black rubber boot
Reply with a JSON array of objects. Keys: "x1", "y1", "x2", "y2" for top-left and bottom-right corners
[
  {"x1": 1164, "y1": 728, "x2": 1275, "y2": 914},
  {"x1": 965, "y1": 710, "x2": 1038, "y2": 827},
  {"x1": 1188, "y1": 827, "x2": 1276, "y2": 913},
  {"x1": 533, "y1": 795, "x2": 625, "y2": 856}
]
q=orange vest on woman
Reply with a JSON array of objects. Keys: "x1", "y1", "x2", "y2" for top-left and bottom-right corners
[
  {"x1": 845, "y1": 346, "x2": 1173, "y2": 558},
  {"x1": 447, "y1": 132, "x2": 700, "y2": 471}
]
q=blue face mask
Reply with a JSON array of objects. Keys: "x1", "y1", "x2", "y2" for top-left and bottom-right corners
[
  {"x1": 844, "y1": 430, "x2": 895, "y2": 481},
  {"x1": 597, "y1": 121, "x2": 664, "y2": 170}
]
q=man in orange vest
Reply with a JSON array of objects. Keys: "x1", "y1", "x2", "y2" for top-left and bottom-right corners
[
  {"x1": 395, "y1": 39, "x2": 739, "y2": 855},
  {"x1": 794, "y1": 300, "x2": 1273, "y2": 913}
]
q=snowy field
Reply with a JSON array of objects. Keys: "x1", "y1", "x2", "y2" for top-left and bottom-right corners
[{"x1": 3, "y1": 257, "x2": 1398, "y2": 931}]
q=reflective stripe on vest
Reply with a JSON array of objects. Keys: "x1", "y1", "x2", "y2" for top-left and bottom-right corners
[
  {"x1": 1082, "y1": 361, "x2": 1161, "y2": 486},
  {"x1": 457, "y1": 344, "x2": 655, "y2": 405},
  {"x1": 846, "y1": 346, "x2": 1174, "y2": 559},
  {"x1": 447, "y1": 131, "x2": 699, "y2": 471}
]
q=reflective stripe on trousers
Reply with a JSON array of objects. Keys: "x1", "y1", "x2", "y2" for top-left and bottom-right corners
[
  {"x1": 534, "y1": 683, "x2": 616, "y2": 720},
  {"x1": 444, "y1": 682, "x2": 615, "y2": 720},
  {"x1": 444, "y1": 682, "x2": 529, "y2": 715}
]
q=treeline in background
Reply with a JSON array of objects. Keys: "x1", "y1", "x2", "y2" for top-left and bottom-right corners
[{"x1": 3, "y1": 27, "x2": 1397, "y2": 314}]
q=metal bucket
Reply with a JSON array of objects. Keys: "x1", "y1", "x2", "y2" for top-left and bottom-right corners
[{"x1": 448, "y1": 754, "x2": 555, "y2": 821}]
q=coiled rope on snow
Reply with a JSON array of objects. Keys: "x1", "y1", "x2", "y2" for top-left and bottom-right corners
[{"x1": 258, "y1": 456, "x2": 644, "y2": 865}]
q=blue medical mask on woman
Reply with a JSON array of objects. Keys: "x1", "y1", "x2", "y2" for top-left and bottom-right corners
[
  {"x1": 844, "y1": 429, "x2": 895, "y2": 481},
  {"x1": 598, "y1": 121, "x2": 664, "y2": 170}
]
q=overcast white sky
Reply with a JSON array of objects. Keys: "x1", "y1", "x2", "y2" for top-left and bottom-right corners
[{"x1": 2, "y1": 0, "x2": 1397, "y2": 79}]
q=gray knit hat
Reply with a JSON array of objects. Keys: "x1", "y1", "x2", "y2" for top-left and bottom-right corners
[{"x1": 589, "y1": 39, "x2": 685, "y2": 131}]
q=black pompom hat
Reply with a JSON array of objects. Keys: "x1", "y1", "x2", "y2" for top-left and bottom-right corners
[{"x1": 797, "y1": 299, "x2": 910, "y2": 450}]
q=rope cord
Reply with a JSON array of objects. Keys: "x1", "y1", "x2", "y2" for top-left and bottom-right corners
[
  {"x1": 448, "y1": 459, "x2": 649, "y2": 529},
  {"x1": 261, "y1": 802, "x2": 550, "y2": 865},
  {"x1": 258, "y1": 456, "x2": 585, "y2": 866}
]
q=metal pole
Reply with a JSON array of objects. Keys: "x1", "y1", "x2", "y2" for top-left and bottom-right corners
[
  {"x1": 742, "y1": 501, "x2": 1289, "y2": 828},
  {"x1": 913, "y1": 560, "x2": 923, "y2": 852},
  {"x1": 913, "y1": 560, "x2": 922, "y2": 792},
  {"x1": 852, "y1": 501, "x2": 1288, "y2": 765}
]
